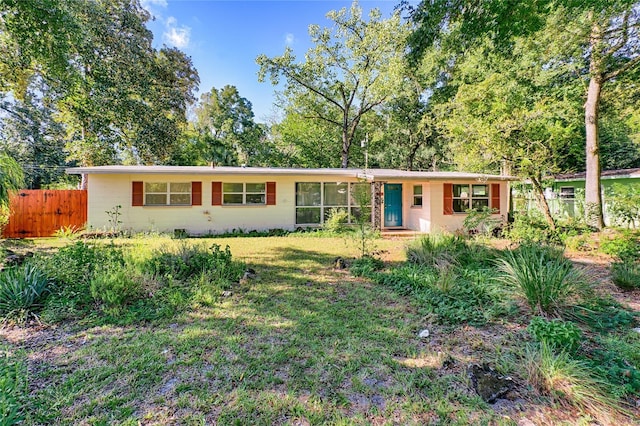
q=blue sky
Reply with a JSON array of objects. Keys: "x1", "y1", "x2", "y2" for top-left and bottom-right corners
[{"x1": 141, "y1": 0, "x2": 405, "y2": 122}]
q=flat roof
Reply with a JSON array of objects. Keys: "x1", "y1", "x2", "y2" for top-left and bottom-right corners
[
  {"x1": 66, "y1": 165, "x2": 516, "y2": 181},
  {"x1": 554, "y1": 167, "x2": 640, "y2": 181}
]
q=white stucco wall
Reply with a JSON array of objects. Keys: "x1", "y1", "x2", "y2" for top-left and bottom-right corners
[
  {"x1": 86, "y1": 173, "x2": 510, "y2": 234},
  {"x1": 87, "y1": 173, "x2": 363, "y2": 234},
  {"x1": 429, "y1": 181, "x2": 509, "y2": 233}
]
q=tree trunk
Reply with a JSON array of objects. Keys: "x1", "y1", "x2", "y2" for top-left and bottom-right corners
[
  {"x1": 585, "y1": 75, "x2": 604, "y2": 229},
  {"x1": 531, "y1": 176, "x2": 556, "y2": 231},
  {"x1": 341, "y1": 126, "x2": 349, "y2": 168}
]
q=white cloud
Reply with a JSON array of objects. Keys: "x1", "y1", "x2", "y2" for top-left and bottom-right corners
[
  {"x1": 285, "y1": 33, "x2": 295, "y2": 46},
  {"x1": 163, "y1": 16, "x2": 191, "y2": 49},
  {"x1": 141, "y1": 0, "x2": 167, "y2": 13}
]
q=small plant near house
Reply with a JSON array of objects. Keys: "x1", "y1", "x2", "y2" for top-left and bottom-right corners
[
  {"x1": 350, "y1": 255, "x2": 384, "y2": 277},
  {"x1": 599, "y1": 229, "x2": 640, "y2": 262},
  {"x1": 105, "y1": 204, "x2": 123, "y2": 233},
  {"x1": 323, "y1": 208, "x2": 350, "y2": 234},
  {"x1": 0, "y1": 263, "x2": 52, "y2": 322},
  {"x1": 53, "y1": 225, "x2": 82, "y2": 240},
  {"x1": 610, "y1": 261, "x2": 640, "y2": 291},
  {"x1": 90, "y1": 269, "x2": 142, "y2": 314},
  {"x1": 350, "y1": 182, "x2": 378, "y2": 258},
  {"x1": 528, "y1": 316, "x2": 582, "y2": 353},
  {"x1": 495, "y1": 244, "x2": 589, "y2": 316}
]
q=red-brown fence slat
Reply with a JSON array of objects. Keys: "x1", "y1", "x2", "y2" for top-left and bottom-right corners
[{"x1": 2, "y1": 189, "x2": 87, "y2": 238}]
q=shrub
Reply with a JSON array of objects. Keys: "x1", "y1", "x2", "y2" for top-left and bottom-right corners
[
  {"x1": 144, "y1": 242, "x2": 244, "y2": 282},
  {"x1": 564, "y1": 297, "x2": 637, "y2": 332},
  {"x1": 528, "y1": 316, "x2": 582, "y2": 353},
  {"x1": 495, "y1": 244, "x2": 588, "y2": 315},
  {"x1": 610, "y1": 261, "x2": 640, "y2": 291},
  {"x1": 406, "y1": 233, "x2": 467, "y2": 267},
  {"x1": 507, "y1": 213, "x2": 557, "y2": 243},
  {"x1": 0, "y1": 263, "x2": 52, "y2": 321},
  {"x1": 462, "y1": 206, "x2": 502, "y2": 237},
  {"x1": 586, "y1": 332, "x2": 640, "y2": 399},
  {"x1": 323, "y1": 208, "x2": 350, "y2": 234},
  {"x1": 90, "y1": 269, "x2": 142, "y2": 311},
  {"x1": 525, "y1": 343, "x2": 626, "y2": 422},
  {"x1": 0, "y1": 353, "x2": 28, "y2": 425},
  {"x1": 605, "y1": 183, "x2": 640, "y2": 228},
  {"x1": 600, "y1": 230, "x2": 640, "y2": 262}
]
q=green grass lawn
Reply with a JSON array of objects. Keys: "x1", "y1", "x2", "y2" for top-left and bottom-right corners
[{"x1": 2, "y1": 235, "x2": 638, "y2": 425}]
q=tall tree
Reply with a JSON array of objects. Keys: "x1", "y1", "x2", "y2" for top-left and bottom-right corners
[
  {"x1": 0, "y1": 153, "x2": 24, "y2": 228},
  {"x1": 194, "y1": 85, "x2": 264, "y2": 165},
  {"x1": 257, "y1": 1, "x2": 408, "y2": 168},
  {"x1": 408, "y1": 0, "x2": 640, "y2": 229}
]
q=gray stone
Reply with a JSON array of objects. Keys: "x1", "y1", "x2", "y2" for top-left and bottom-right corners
[
  {"x1": 633, "y1": 327, "x2": 640, "y2": 334},
  {"x1": 418, "y1": 329, "x2": 430, "y2": 338},
  {"x1": 334, "y1": 257, "x2": 348, "y2": 269},
  {"x1": 468, "y1": 363, "x2": 515, "y2": 403},
  {"x1": 222, "y1": 291, "x2": 232, "y2": 297}
]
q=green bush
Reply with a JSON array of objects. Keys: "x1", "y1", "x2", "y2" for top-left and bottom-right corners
[
  {"x1": 600, "y1": 230, "x2": 640, "y2": 262},
  {"x1": 610, "y1": 261, "x2": 640, "y2": 291},
  {"x1": 0, "y1": 263, "x2": 52, "y2": 321},
  {"x1": 495, "y1": 244, "x2": 588, "y2": 315},
  {"x1": 528, "y1": 316, "x2": 582, "y2": 353},
  {"x1": 323, "y1": 208, "x2": 350, "y2": 234},
  {"x1": 564, "y1": 297, "x2": 636, "y2": 332},
  {"x1": 507, "y1": 213, "x2": 557, "y2": 243},
  {"x1": 90, "y1": 269, "x2": 142, "y2": 311},
  {"x1": 143, "y1": 242, "x2": 243, "y2": 282},
  {"x1": 0, "y1": 353, "x2": 28, "y2": 425},
  {"x1": 605, "y1": 183, "x2": 640, "y2": 228}
]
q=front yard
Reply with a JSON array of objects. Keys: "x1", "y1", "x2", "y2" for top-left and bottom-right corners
[{"x1": 1, "y1": 235, "x2": 639, "y2": 425}]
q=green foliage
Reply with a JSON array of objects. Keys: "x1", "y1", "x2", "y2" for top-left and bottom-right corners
[
  {"x1": 0, "y1": 263, "x2": 52, "y2": 322},
  {"x1": 599, "y1": 230, "x2": 640, "y2": 262},
  {"x1": 350, "y1": 255, "x2": 384, "y2": 278},
  {"x1": 143, "y1": 242, "x2": 243, "y2": 282},
  {"x1": 506, "y1": 213, "x2": 558, "y2": 244},
  {"x1": 323, "y1": 208, "x2": 349, "y2": 234},
  {"x1": 257, "y1": 2, "x2": 408, "y2": 167},
  {"x1": 564, "y1": 297, "x2": 636, "y2": 332},
  {"x1": 462, "y1": 206, "x2": 502, "y2": 237},
  {"x1": 0, "y1": 154, "x2": 24, "y2": 228},
  {"x1": 90, "y1": 269, "x2": 141, "y2": 312},
  {"x1": 377, "y1": 263, "x2": 510, "y2": 325},
  {"x1": 495, "y1": 244, "x2": 588, "y2": 315},
  {"x1": 528, "y1": 317, "x2": 582, "y2": 353},
  {"x1": 606, "y1": 182, "x2": 640, "y2": 229},
  {"x1": 525, "y1": 342, "x2": 624, "y2": 422},
  {"x1": 0, "y1": 352, "x2": 28, "y2": 425},
  {"x1": 610, "y1": 261, "x2": 640, "y2": 291},
  {"x1": 406, "y1": 233, "x2": 467, "y2": 266},
  {"x1": 105, "y1": 205, "x2": 123, "y2": 233}
]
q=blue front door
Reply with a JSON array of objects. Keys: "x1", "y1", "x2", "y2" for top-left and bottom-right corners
[{"x1": 384, "y1": 184, "x2": 403, "y2": 227}]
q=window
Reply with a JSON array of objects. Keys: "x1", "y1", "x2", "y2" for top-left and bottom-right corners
[
  {"x1": 452, "y1": 184, "x2": 489, "y2": 213},
  {"x1": 412, "y1": 185, "x2": 423, "y2": 207},
  {"x1": 222, "y1": 183, "x2": 266, "y2": 205},
  {"x1": 145, "y1": 182, "x2": 191, "y2": 206},
  {"x1": 295, "y1": 182, "x2": 370, "y2": 225},
  {"x1": 559, "y1": 187, "x2": 575, "y2": 199}
]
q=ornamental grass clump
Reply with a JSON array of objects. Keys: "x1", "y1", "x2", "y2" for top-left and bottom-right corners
[
  {"x1": 525, "y1": 343, "x2": 628, "y2": 423},
  {"x1": 406, "y1": 233, "x2": 466, "y2": 267},
  {"x1": 0, "y1": 263, "x2": 52, "y2": 322},
  {"x1": 495, "y1": 244, "x2": 588, "y2": 316},
  {"x1": 610, "y1": 261, "x2": 640, "y2": 291}
]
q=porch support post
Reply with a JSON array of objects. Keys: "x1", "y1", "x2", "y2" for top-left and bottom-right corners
[{"x1": 371, "y1": 182, "x2": 382, "y2": 231}]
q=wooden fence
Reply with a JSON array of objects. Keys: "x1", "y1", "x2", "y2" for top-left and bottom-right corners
[{"x1": 2, "y1": 190, "x2": 87, "y2": 238}]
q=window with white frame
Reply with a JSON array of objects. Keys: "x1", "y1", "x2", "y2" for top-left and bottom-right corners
[
  {"x1": 559, "y1": 187, "x2": 575, "y2": 199},
  {"x1": 145, "y1": 182, "x2": 191, "y2": 206},
  {"x1": 412, "y1": 185, "x2": 423, "y2": 207},
  {"x1": 223, "y1": 183, "x2": 266, "y2": 205},
  {"x1": 452, "y1": 184, "x2": 489, "y2": 213},
  {"x1": 295, "y1": 182, "x2": 370, "y2": 225}
]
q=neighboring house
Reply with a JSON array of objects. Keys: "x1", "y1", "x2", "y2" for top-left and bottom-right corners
[
  {"x1": 550, "y1": 167, "x2": 640, "y2": 224},
  {"x1": 66, "y1": 166, "x2": 514, "y2": 235}
]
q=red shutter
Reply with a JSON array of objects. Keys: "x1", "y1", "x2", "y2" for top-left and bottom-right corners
[
  {"x1": 266, "y1": 182, "x2": 276, "y2": 205},
  {"x1": 132, "y1": 181, "x2": 143, "y2": 206},
  {"x1": 212, "y1": 181, "x2": 222, "y2": 206},
  {"x1": 443, "y1": 183, "x2": 453, "y2": 215},
  {"x1": 191, "y1": 181, "x2": 202, "y2": 206},
  {"x1": 491, "y1": 183, "x2": 501, "y2": 214}
]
